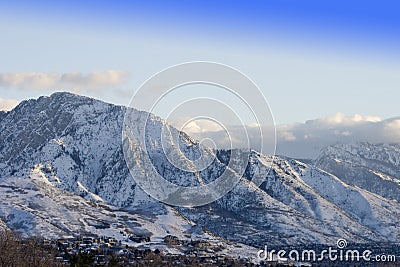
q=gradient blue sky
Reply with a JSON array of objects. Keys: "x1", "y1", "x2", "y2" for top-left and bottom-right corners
[{"x1": 0, "y1": 0, "x2": 399, "y2": 124}]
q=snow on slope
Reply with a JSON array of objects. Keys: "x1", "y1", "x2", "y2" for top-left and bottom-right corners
[
  {"x1": 0, "y1": 217, "x2": 8, "y2": 232},
  {"x1": 0, "y1": 92, "x2": 399, "y2": 248},
  {"x1": 235, "y1": 151, "x2": 400, "y2": 243},
  {"x1": 315, "y1": 143, "x2": 400, "y2": 202},
  {"x1": 0, "y1": 172, "x2": 200, "y2": 242},
  {"x1": 0, "y1": 173, "x2": 262, "y2": 260}
]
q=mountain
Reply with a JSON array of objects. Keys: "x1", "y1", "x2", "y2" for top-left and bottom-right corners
[
  {"x1": 315, "y1": 142, "x2": 400, "y2": 202},
  {"x1": 0, "y1": 111, "x2": 7, "y2": 123},
  {"x1": 0, "y1": 92, "x2": 399, "y2": 253}
]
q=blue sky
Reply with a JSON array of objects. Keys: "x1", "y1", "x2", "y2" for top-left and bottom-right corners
[{"x1": 0, "y1": 0, "x2": 399, "y2": 125}]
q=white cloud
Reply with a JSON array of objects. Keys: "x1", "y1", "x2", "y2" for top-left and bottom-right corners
[
  {"x1": 0, "y1": 70, "x2": 130, "y2": 93},
  {"x1": 280, "y1": 131, "x2": 296, "y2": 141},
  {"x1": 176, "y1": 113, "x2": 400, "y2": 159},
  {"x1": 309, "y1": 112, "x2": 381, "y2": 125},
  {"x1": 275, "y1": 114, "x2": 399, "y2": 158},
  {"x1": 170, "y1": 117, "x2": 227, "y2": 134},
  {"x1": 0, "y1": 98, "x2": 19, "y2": 111},
  {"x1": 384, "y1": 119, "x2": 400, "y2": 140}
]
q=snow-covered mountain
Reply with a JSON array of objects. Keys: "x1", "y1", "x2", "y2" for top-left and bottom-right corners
[
  {"x1": 0, "y1": 92, "x2": 399, "y2": 251},
  {"x1": 315, "y1": 143, "x2": 400, "y2": 202}
]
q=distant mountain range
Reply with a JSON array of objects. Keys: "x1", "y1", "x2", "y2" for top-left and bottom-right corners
[{"x1": 0, "y1": 92, "x2": 399, "y2": 255}]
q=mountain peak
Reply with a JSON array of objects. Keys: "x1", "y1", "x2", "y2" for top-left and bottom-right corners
[
  {"x1": 1, "y1": 93, "x2": 400, "y2": 248},
  {"x1": 48, "y1": 91, "x2": 94, "y2": 102}
]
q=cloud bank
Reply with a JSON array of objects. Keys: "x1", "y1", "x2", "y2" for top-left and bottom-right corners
[
  {"x1": 0, "y1": 70, "x2": 130, "y2": 93},
  {"x1": 274, "y1": 113, "x2": 400, "y2": 158},
  {"x1": 178, "y1": 113, "x2": 400, "y2": 159},
  {"x1": 0, "y1": 98, "x2": 19, "y2": 111}
]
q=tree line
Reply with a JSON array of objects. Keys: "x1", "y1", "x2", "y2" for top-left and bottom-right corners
[{"x1": 0, "y1": 229, "x2": 61, "y2": 267}]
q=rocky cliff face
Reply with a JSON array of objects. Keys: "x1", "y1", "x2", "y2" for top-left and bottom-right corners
[{"x1": 0, "y1": 92, "x2": 399, "y2": 248}]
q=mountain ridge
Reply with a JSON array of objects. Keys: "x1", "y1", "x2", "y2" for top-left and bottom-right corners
[
  {"x1": 315, "y1": 142, "x2": 400, "y2": 202},
  {"x1": 0, "y1": 92, "x2": 399, "y2": 250}
]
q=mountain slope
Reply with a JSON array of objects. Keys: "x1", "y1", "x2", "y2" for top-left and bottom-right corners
[
  {"x1": 0, "y1": 92, "x2": 399, "y2": 248},
  {"x1": 315, "y1": 143, "x2": 400, "y2": 202}
]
